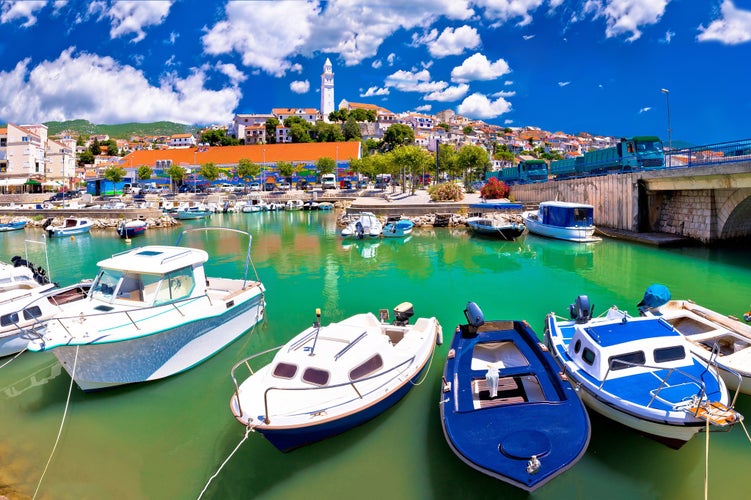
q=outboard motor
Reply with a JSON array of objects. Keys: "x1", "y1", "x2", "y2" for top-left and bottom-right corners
[
  {"x1": 569, "y1": 295, "x2": 594, "y2": 324},
  {"x1": 393, "y1": 302, "x2": 414, "y2": 326},
  {"x1": 461, "y1": 301, "x2": 485, "y2": 337},
  {"x1": 355, "y1": 221, "x2": 364, "y2": 240},
  {"x1": 42, "y1": 217, "x2": 53, "y2": 229}
]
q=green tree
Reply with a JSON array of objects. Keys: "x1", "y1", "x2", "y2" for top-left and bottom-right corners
[
  {"x1": 382, "y1": 124, "x2": 414, "y2": 151},
  {"x1": 200, "y1": 162, "x2": 220, "y2": 184},
  {"x1": 276, "y1": 161, "x2": 296, "y2": 181},
  {"x1": 456, "y1": 144, "x2": 490, "y2": 189},
  {"x1": 103, "y1": 165, "x2": 126, "y2": 183},
  {"x1": 315, "y1": 156, "x2": 336, "y2": 179},
  {"x1": 342, "y1": 116, "x2": 361, "y2": 141},
  {"x1": 363, "y1": 138, "x2": 381, "y2": 156},
  {"x1": 437, "y1": 123, "x2": 450, "y2": 132},
  {"x1": 166, "y1": 165, "x2": 186, "y2": 192},
  {"x1": 389, "y1": 145, "x2": 433, "y2": 194},
  {"x1": 328, "y1": 109, "x2": 349, "y2": 122},
  {"x1": 462, "y1": 125, "x2": 473, "y2": 135},
  {"x1": 437, "y1": 143, "x2": 458, "y2": 179},
  {"x1": 312, "y1": 121, "x2": 344, "y2": 142},
  {"x1": 90, "y1": 138, "x2": 101, "y2": 156},
  {"x1": 136, "y1": 165, "x2": 152, "y2": 181},
  {"x1": 103, "y1": 139, "x2": 119, "y2": 156},
  {"x1": 78, "y1": 150, "x2": 94, "y2": 166},
  {"x1": 350, "y1": 109, "x2": 375, "y2": 122},
  {"x1": 237, "y1": 158, "x2": 260, "y2": 193},
  {"x1": 265, "y1": 117, "x2": 279, "y2": 144}
]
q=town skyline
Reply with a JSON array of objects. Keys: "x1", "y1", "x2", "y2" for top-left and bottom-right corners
[{"x1": 1, "y1": 1, "x2": 749, "y2": 147}]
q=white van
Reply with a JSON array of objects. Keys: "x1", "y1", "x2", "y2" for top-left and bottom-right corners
[{"x1": 321, "y1": 173, "x2": 337, "y2": 190}]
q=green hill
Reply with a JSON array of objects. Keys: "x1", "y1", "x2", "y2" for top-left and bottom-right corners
[{"x1": 42, "y1": 119, "x2": 198, "y2": 139}]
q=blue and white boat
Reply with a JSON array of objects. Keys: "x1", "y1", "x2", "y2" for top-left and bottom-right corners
[
  {"x1": 440, "y1": 303, "x2": 590, "y2": 492},
  {"x1": 466, "y1": 216, "x2": 525, "y2": 240},
  {"x1": 176, "y1": 205, "x2": 212, "y2": 220},
  {"x1": 545, "y1": 294, "x2": 742, "y2": 449},
  {"x1": 0, "y1": 220, "x2": 26, "y2": 232},
  {"x1": 382, "y1": 219, "x2": 414, "y2": 238},
  {"x1": 27, "y1": 227, "x2": 266, "y2": 391},
  {"x1": 230, "y1": 303, "x2": 442, "y2": 452},
  {"x1": 44, "y1": 217, "x2": 93, "y2": 238},
  {"x1": 522, "y1": 201, "x2": 600, "y2": 242},
  {"x1": 341, "y1": 212, "x2": 382, "y2": 239},
  {"x1": 116, "y1": 219, "x2": 147, "y2": 239}
]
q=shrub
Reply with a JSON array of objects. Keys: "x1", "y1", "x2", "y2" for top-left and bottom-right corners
[
  {"x1": 428, "y1": 182, "x2": 464, "y2": 202},
  {"x1": 480, "y1": 177, "x2": 509, "y2": 199}
]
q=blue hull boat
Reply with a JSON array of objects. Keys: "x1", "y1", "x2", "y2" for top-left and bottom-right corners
[
  {"x1": 0, "y1": 220, "x2": 26, "y2": 232},
  {"x1": 382, "y1": 219, "x2": 414, "y2": 238},
  {"x1": 440, "y1": 303, "x2": 590, "y2": 492}
]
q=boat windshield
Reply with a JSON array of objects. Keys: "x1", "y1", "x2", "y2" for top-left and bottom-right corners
[{"x1": 91, "y1": 269, "x2": 161, "y2": 304}]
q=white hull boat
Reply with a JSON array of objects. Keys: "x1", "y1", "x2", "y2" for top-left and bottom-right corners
[
  {"x1": 44, "y1": 217, "x2": 93, "y2": 238},
  {"x1": 522, "y1": 201, "x2": 600, "y2": 242},
  {"x1": 28, "y1": 227, "x2": 266, "y2": 391},
  {"x1": 230, "y1": 303, "x2": 442, "y2": 451},
  {"x1": 341, "y1": 212, "x2": 382, "y2": 239}
]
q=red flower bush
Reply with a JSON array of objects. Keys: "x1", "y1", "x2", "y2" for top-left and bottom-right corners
[{"x1": 480, "y1": 177, "x2": 509, "y2": 199}]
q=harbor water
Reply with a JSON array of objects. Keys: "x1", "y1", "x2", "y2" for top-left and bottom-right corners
[{"x1": 1, "y1": 210, "x2": 751, "y2": 499}]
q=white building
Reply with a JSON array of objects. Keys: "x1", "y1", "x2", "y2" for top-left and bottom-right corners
[{"x1": 320, "y1": 58, "x2": 335, "y2": 121}]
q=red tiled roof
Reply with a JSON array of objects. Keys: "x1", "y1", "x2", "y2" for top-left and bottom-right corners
[{"x1": 121, "y1": 142, "x2": 361, "y2": 168}]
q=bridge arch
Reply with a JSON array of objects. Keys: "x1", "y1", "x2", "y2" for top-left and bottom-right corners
[{"x1": 718, "y1": 188, "x2": 751, "y2": 240}]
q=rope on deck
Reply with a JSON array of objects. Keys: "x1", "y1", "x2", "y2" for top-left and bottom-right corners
[{"x1": 33, "y1": 345, "x2": 79, "y2": 499}]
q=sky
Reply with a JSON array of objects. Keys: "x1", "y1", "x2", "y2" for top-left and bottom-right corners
[{"x1": 0, "y1": 0, "x2": 750, "y2": 147}]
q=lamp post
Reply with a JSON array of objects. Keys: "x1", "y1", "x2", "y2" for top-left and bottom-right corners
[{"x1": 660, "y1": 88, "x2": 671, "y2": 150}]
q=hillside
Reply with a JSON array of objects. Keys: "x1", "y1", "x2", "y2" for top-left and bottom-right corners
[{"x1": 42, "y1": 119, "x2": 198, "y2": 139}]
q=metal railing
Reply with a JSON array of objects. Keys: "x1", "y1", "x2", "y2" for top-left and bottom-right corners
[{"x1": 665, "y1": 137, "x2": 751, "y2": 169}]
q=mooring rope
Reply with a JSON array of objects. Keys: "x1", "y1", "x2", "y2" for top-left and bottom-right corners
[
  {"x1": 33, "y1": 345, "x2": 79, "y2": 499},
  {"x1": 704, "y1": 416, "x2": 709, "y2": 500},
  {"x1": 196, "y1": 425, "x2": 253, "y2": 500},
  {"x1": 0, "y1": 346, "x2": 27, "y2": 369},
  {"x1": 410, "y1": 326, "x2": 440, "y2": 387}
]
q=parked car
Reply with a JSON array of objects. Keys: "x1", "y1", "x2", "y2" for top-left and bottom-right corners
[
  {"x1": 249, "y1": 182, "x2": 261, "y2": 191},
  {"x1": 278, "y1": 181, "x2": 291, "y2": 191},
  {"x1": 357, "y1": 180, "x2": 368, "y2": 189},
  {"x1": 47, "y1": 191, "x2": 79, "y2": 202}
]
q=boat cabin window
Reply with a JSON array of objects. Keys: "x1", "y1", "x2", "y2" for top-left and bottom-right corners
[
  {"x1": 91, "y1": 269, "x2": 122, "y2": 302},
  {"x1": 116, "y1": 274, "x2": 144, "y2": 302},
  {"x1": 1, "y1": 312, "x2": 19, "y2": 326},
  {"x1": 581, "y1": 347, "x2": 596, "y2": 366},
  {"x1": 272, "y1": 362, "x2": 297, "y2": 379},
  {"x1": 573, "y1": 339, "x2": 582, "y2": 354},
  {"x1": 153, "y1": 267, "x2": 195, "y2": 305},
  {"x1": 302, "y1": 367, "x2": 330, "y2": 386},
  {"x1": 654, "y1": 345, "x2": 686, "y2": 363},
  {"x1": 349, "y1": 355, "x2": 383, "y2": 381},
  {"x1": 23, "y1": 306, "x2": 43, "y2": 320},
  {"x1": 608, "y1": 351, "x2": 646, "y2": 371}
]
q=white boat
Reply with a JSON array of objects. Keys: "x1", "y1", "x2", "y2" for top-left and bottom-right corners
[
  {"x1": 176, "y1": 205, "x2": 212, "y2": 220},
  {"x1": 241, "y1": 203, "x2": 264, "y2": 213},
  {"x1": 1, "y1": 281, "x2": 90, "y2": 357},
  {"x1": 522, "y1": 201, "x2": 600, "y2": 242},
  {"x1": 285, "y1": 199, "x2": 304, "y2": 211},
  {"x1": 545, "y1": 294, "x2": 742, "y2": 448},
  {"x1": 466, "y1": 216, "x2": 525, "y2": 240},
  {"x1": 341, "y1": 212, "x2": 383, "y2": 239},
  {"x1": 116, "y1": 219, "x2": 147, "y2": 239},
  {"x1": 27, "y1": 227, "x2": 266, "y2": 391},
  {"x1": 44, "y1": 217, "x2": 93, "y2": 238},
  {"x1": 638, "y1": 284, "x2": 751, "y2": 395},
  {"x1": 0, "y1": 220, "x2": 27, "y2": 232},
  {"x1": 229, "y1": 302, "x2": 442, "y2": 451}
]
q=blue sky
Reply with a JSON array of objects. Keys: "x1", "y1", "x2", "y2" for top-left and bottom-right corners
[{"x1": 0, "y1": 1, "x2": 749, "y2": 146}]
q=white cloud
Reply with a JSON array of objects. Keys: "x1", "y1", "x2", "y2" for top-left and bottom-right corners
[
  {"x1": 290, "y1": 63, "x2": 303, "y2": 73},
  {"x1": 290, "y1": 80, "x2": 310, "y2": 93},
  {"x1": 492, "y1": 90, "x2": 516, "y2": 98},
  {"x1": 457, "y1": 92, "x2": 512, "y2": 119},
  {"x1": 523, "y1": 34, "x2": 535, "y2": 40},
  {"x1": 583, "y1": 0, "x2": 668, "y2": 42},
  {"x1": 639, "y1": 107, "x2": 651, "y2": 113},
  {"x1": 216, "y1": 62, "x2": 247, "y2": 85},
  {"x1": 387, "y1": 53, "x2": 396, "y2": 66},
  {"x1": 451, "y1": 53, "x2": 511, "y2": 83},
  {"x1": 474, "y1": 0, "x2": 545, "y2": 27},
  {"x1": 107, "y1": 1, "x2": 174, "y2": 43},
  {"x1": 371, "y1": 59, "x2": 383, "y2": 69},
  {"x1": 0, "y1": 48, "x2": 241, "y2": 125},
  {"x1": 558, "y1": 81, "x2": 571, "y2": 87},
  {"x1": 698, "y1": 0, "x2": 751, "y2": 45},
  {"x1": 413, "y1": 104, "x2": 432, "y2": 112},
  {"x1": 661, "y1": 29, "x2": 675, "y2": 43},
  {"x1": 361, "y1": 86, "x2": 390, "y2": 97},
  {"x1": 0, "y1": 0, "x2": 46, "y2": 27},
  {"x1": 427, "y1": 25, "x2": 481, "y2": 57},
  {"x1": 384, "y1": 69, "x2": 448, "y2": 93},
  {"x1": 424, "y1": 84, "x2": 470, "y2": 102}
]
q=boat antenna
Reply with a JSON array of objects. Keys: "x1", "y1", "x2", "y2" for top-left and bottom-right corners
[{"x1": 309, "y1": 308, "x2": 322, "y2": 356}]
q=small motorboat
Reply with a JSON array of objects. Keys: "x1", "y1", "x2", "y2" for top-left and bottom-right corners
[
  {"x1": 0, "y1": 220, "x2": 27, "y2": 232},
  {"x1": 546, "y1": 294, "x2": 742, "y2": 448},
  {"x1": 522, "y1": 201, "x2": 600, "y2": 242},
  {"x1": 286, "y1": 199, "x2": 305, "y2": 211},
  {"x1": 440, "y1": 302, "x2": 590, "y2": 492},
  {"x1": 116, "y1": 219, "x2": 148, "y2": 239},
  {"x1": 44, "y1": 217, "x2": 93, "y2": 238},
  {"x1": 317, "y1": 202, "x2": 334, "y2": 210},
  {"x1": 229, "y1": 302, "x2": 442, "y2": 452},
  {"x1": 176, "y1": 206, "x2": 212, "y2": 220},
  {"x1": 466, "y1": 216, "x2": 525, "y2": 240},
  {"x1": 341, "y1": 212, "x2": 382, "y2": 239},
  {"x1": 638, "y1": 284, "x2": 751, "y2": 395},
  {"x1": 27, "y1": 227, "x2": 266, "y2": 391},
  {"x1": 382, "y1": 218, "x2": 414, "y2": 238}
]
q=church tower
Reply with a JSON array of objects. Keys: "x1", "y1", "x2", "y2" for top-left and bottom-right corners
[{"x1": 320, "y1": 58, "x2": 334, "y2": 121}]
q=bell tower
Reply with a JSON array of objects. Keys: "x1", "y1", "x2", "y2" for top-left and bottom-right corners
[{"x1": 320, "y1": 58, "x2": 334, "y2": 122}]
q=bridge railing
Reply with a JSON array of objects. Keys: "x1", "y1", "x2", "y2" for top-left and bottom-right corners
[{"x1": 665, "y1": 138, "x2": 751, "y2": 169}]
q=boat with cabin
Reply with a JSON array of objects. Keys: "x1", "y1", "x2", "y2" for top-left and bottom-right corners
[
  {"x1": 229, "y1": 303, "x2": 442, "y2": 451},
  {"x1": 382, "y1": 218, "x2": 414, "y2": 238},
  {"x1": 440, "y1": 302, "x2": 590, "y2": 491},
  {"x1": 466, "y1": 216, "x2": 525, "y2": 240},
  {"x1": 44, "y1": 217, "x2": 93, "y2": 238},
  {"x1": 27, "y1": 227, "x2": 266, "y2": 391},
  {"x1": 522, "y1": 201, "x2": 600, "y2": 242},
  {"x1": 116, "y1": 219, "x2": 148, "y2": 239},
  {"x1": 341, "y1": 212, "x2": 383, "y2": 239},
  {"x1": 545, "y1": 294, "x2": 742, "y2": 448}
]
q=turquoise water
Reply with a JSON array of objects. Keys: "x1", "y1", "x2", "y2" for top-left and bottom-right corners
[{"x1": 2, "y1": 211, "x2": 751, "y2": 499}]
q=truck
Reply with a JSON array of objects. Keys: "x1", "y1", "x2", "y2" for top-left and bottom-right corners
[
  {"x1": 321, "y1": 173, "x2": 337, "y2": 189},
  {"x1": 550, "y1": 136, "x2": 665, "y2": 179}
]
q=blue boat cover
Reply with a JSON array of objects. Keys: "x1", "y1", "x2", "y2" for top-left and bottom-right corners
[{"x1": 638, "y1": 284, "x2": 671, "y2": 308}]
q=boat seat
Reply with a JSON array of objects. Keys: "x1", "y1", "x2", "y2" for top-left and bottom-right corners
[{"x1": 472, "y1": 376, "x2": 519, "y2": 394}]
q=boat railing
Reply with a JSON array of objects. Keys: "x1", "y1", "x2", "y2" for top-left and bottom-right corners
[
  {"x1": 175, "y1": 227, "x2": 256, "y2": 287},
  {"x1": 708, "y1": 342, "x2": 743, "y2": 409},
  {"x1": 600, "y1": 359, "x2": 707, "y2": 415},
  {"x1": 230, "y1": 352, "x2": 416, "y2": 424}
]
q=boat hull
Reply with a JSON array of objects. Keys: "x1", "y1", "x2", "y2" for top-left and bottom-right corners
[
  {"x1": 117, "y1": 222, "x2": 147, "y2": 238},
  {"x1": 46, "y1": 293, "x2": 264, "y2": 391},
  {"x1": 522, "y1": 212, "x2": 598, "y2": 242},
  {"x1": 0, "y1": 221, "x2": 26, "y2": 232},
  {"x1": 467, "y1": 219, "x2": 525, "y2": 240}
]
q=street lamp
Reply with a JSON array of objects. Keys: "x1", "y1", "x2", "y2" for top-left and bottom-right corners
[{"x1": 660, "y1": 88, "x2": 671, "y2": 150}]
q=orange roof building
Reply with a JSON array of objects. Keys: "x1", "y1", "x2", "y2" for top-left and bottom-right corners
[{"x1": 120, "y1": 141, "x2": 361, "y2": 170}]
